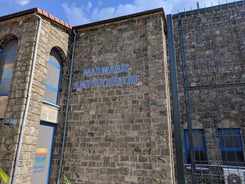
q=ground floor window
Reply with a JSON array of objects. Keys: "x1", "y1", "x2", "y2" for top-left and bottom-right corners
[
  {"x1": 184, "y1": 129, "x2": 208, "y2": 165},
  {"x1": 218, "y1": 128, "x2": 244, "y2": 166}
]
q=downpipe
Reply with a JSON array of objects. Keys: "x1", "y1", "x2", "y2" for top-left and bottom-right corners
[
  {"x1": 12, "y1": 12, "x2": 42, "y2": 184},
  {"x1": 57, "y1": 29, "x2": 77, "y2": 184}
]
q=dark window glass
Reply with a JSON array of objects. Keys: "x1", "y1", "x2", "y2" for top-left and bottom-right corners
[
  {"x1": 0, "y1": 119, "x2": 3, "y2": 128},
  {"x1": 220, "y1": 131, "x2": 241, "y2": 149},
  {"x1": 0, "y1": 39, "x2": 18, "y2": 96},
  {"x1": 218, "y1": 129, "x2": 244, "y2": 166},
  {"x1": 186, "y1": 151, "x2": 207, "y2": 165},
  {"x1": 184, "y1": 129, "x2": 208, "y2": 164}
]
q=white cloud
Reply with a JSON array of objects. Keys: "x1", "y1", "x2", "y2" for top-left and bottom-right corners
[
  {"x1": 92, "y1": 0, "x2": 173, "y2": 21},
  {"x1": 62, "y1": 0, "x2": 172, "y2": 26},
  {"x1": 62, "y1": 3, "x2": 91, "y2": 25},
  {"x1": 62, "y1": 0, "x2": 240, "y2": 26},
  {"x1": 87, "y1": 1, "x2": 92, "y2": 10},
  {"x1": 16, "y1": 0, "x2": 31, "y2": 6},
  {"x1": 92, "y1": 7, "x2": 116, "y2": 20}
]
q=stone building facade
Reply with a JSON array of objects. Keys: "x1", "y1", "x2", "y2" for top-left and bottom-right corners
[
  {"x1": 0, "y1": 8, "x2": 175, "y2": 184},
  {"x1": 0, "y1": 8, "x2": 72, "y2": 184},
  {"x1": 54, "y1": 10, "x2": 174, "y2": 184},
  {"x1": 170, "y1": 1, "x2": 245, "y2": 183},
  {"x1": 0, "y1": 1, "x2": 244, "y2": 184}
]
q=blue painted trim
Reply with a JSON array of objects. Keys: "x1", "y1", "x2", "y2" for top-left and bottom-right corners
[
  {"x1": 184, "y1": 129, "x2": 207, "y2": 163},
  {"x1": 57, "y1": 62, "x2": 62, "y2": 104},
  {"x1": 184, "y1": 129, "x2": 206, "y2": 151},
  {"x1": 218, "y1": 128, "x2": 243, "y2": 151},
  {"x1": 40, "y1": 121, "x2": 56, "y2": 184},
  {"x1": 45, "y1": 83, "x2": 58, "y2": 92},
  {"x1": 183, "y1": 131, "x2": 188, "y2": 163},
  {"x1": 0, "y1": 94, "x2": 8, "y2": 97},
  {"x1": 0, "y1": 51, "x2": 17, "y2": 56},
  {"x1": 44, "y1": 58, "x2": 62, "y2": 105},
  {"x1": 48, "y1": 59, "x2": 61, "y2": 69}
]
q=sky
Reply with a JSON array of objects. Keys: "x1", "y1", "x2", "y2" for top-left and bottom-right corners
[{"x1": 0, "y1": 0, "x2": 242, "y2": 26}]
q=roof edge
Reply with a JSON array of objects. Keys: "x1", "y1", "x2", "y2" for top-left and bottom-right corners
[
  {"x1": 0, "y1": 7, "x2": 166, "y2": 31},
  {"x1": 74, "y1": 8, "x2": 165, "y2": 30},
  {"x1": 0, "y1": 8, "x2": 72, "y2": 30},
  {"x1": 0, "y1": 8, "x2": 37, "y2": 21}
]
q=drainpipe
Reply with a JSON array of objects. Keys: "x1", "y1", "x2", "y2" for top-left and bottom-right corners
[
  {"x1": 57, "y1": 29, "x2": 76, "y2": 184},
  {"x1": 11, "y1": 12, "x2": 42, "y2": 184},
  {"x1": 167, "y1": 14, "x2": 186, "y2": 184}
]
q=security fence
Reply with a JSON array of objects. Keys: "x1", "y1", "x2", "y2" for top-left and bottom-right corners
[{"x1": 167, "y1": 1, "x2": 245, "y2": 183}]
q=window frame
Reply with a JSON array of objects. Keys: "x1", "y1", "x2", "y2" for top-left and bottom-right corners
[
  {"x1": 218, "y1": 128, "x2": 243, "y2": 151},
  {"x1": 43, "y1": 50, "x2": 62, "y2": 105},
  {"x1": 0, "y1": 39, "x2": 18, "y2": 96},
  {"x1": 0, "y1": 118, "x2": 3, "y2": 128},
  {"x1": 217, "y1": 128, "x2": 244, "y2": 165},
  {"x1": 184, "y1": 129, "x2": 208, "y2": 165}
]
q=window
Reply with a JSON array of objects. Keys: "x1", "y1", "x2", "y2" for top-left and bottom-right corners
[
  {"x1": 184, "y1": 129, "x2": 208, "y2": 164},
  {"x1": 0, "y1": 39, "x2": 18, "y2": 96},
  {"x1": 218, "y1": 128, "x2": 244, "y2": 166},
  {"x1": 0, "y1": 119, "x2": 3, "y2": 128},
  {"x1": 43, "y1": 50, "x2": 62, "y2": 105}
]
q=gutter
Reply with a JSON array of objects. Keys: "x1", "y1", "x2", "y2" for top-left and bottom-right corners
[
  {"x1": 74, "y1": 8, "x2": 164, "y2": 30},
  {"x1": 11, "y1": 12, "x2": 42, "y2": 184},
  {"x1": 0, "y1": 8, "x2": 71, "y2": 30},
  {"x1": 57, "y1": 29, "x2": 77, "y2": 184}
]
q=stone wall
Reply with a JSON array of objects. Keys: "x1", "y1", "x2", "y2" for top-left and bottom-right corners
[
  {"x1": 172, "y1": 2, "x2": 245, "y2": 183},
  {"x1": 0, "y1": 15, "x2": 40, "y2": 183},
  {"x1": 58, "y1": 10, "x2": 175, "y2": 184},
  {"x1": 1, "y1": 2, "x2": 243, "y2": 183},
  {"x1": 0, "y1": 97, "x2": 8, "y2": 118},
  {"x1": 33, "y1": 15, "x2": 72, "y2": 184},
  {"x1": 0, "y1": 13, "x2": 71, "y2": 184}
]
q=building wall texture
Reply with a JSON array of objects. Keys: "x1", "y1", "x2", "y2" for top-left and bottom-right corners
[
  {"x1": 0, "y1": 14, "x2": 40, "y2": 183},
  {"x1": 0, "y1": 13, "x2": 71, "y2": 184},
  {"x1": 0, "y1": 1, "x2": 244, "y2": 184},
  {"x1": 55, "y1": 10, "x2": 175, "y2": 184},
  {"x1": 172, "y1": 1, "x2": 245, "y2": 183}
]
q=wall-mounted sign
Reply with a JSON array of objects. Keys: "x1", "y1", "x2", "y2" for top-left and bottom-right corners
[{"x1": 74, "y1": 63, "x2": 140, "y2": 89}]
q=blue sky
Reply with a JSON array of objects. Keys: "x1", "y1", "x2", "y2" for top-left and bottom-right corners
[{"x1": 0, "y1": 0, "x2": 241, "y2": 26}]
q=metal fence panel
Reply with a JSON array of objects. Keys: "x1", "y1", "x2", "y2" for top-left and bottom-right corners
[{"x1": 169, "y1": 1, "x2": 245, "y2": 183}]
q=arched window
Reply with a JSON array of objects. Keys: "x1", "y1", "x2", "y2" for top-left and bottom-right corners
[
  {"x1": 0, "y1": 39, "x2": 18, "y2": 96},
  {"x1": 43, "y1": 49, "x2": 62, "y2": 105}
]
